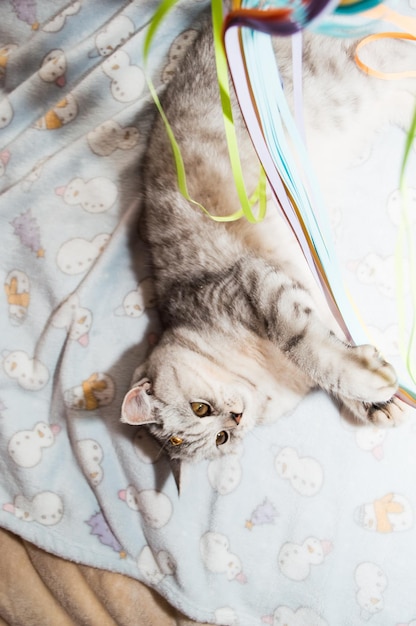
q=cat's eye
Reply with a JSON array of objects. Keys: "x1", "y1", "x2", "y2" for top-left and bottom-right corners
[
  {"x1": 216, "y1": 431, "x2": 229, "y2": 446},
  {"x1": 190, "y1": 401, "x2": 212, "y2": 418},
  {"x1": 170, "y1": 435, "x2": 183, "y2": 446}
]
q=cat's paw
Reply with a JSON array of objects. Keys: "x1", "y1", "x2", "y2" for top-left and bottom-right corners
[{"x1": 343, "y1": 344, "x2": 398, "y2": 403}]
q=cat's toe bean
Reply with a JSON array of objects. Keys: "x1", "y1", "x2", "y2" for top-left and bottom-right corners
[
  {"x1": 354, "y1": 344, "x2": 393, "y2": 376},
  {"x1": 350, "y1": 345, "x2": 398, "y2": 402}
]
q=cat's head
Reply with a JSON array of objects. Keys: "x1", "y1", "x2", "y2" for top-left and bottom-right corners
[{"x1": 121, "y1": 333, "x2": 256, "y2": 463}]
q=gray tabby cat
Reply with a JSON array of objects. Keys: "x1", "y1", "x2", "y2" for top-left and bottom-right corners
[{"x1": 122, "y1": 7, "x2": 415, "y2": 463}]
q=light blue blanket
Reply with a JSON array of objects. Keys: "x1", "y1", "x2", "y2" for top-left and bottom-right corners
[{"x1": 1, "y1": 1, "x2": 416, "y2": 625}]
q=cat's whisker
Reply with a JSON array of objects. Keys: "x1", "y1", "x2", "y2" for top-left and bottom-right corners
[{"x1": 155, "y1": 437, "x2": 170, "y2": 461}]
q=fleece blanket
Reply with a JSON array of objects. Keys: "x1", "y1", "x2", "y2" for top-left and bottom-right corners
[
  {"x1": 0, "y1": 527, "x2": 192, "y2": 626},
  {"x1": 1, "y1": 1, "x2": 416, "y2": 625}
]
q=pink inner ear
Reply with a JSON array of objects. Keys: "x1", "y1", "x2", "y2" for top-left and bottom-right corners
[{"x1": 121, "y1": 381, "x2": 155, "y2": 425}]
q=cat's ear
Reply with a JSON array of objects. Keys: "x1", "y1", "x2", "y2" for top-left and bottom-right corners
[{"x1": 121, "y1": 378, "x2": 156, "y2": 425}]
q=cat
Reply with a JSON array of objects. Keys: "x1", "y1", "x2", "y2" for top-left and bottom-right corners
[{"x1": 121, "y1": 6, "x2": 415, "y2": 464}]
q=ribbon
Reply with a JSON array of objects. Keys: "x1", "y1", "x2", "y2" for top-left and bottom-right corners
[
  {"x1": 223, "y1": 0, "x2": 416, "y2": 406},
  {"x1": 353, "y1": 4, "x2": 416, "y2": 79},
  {"x1": 351, "y1": 2, "x2": 416, "y2": 402},
  {"x1": 224, "y1": 19, "x2": 357, "y2": 337},
  {"x1": 142, "y1": 0, "x2": 267, "y2": 223},
  {"x1": 355, "y1": 32, "x2": 416, "y2": 79},
  {"x1": 396, "y1": 105, "x2": 416, "y2": 404}
]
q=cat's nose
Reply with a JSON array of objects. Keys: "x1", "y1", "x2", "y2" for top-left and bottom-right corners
[{"x1": 231, "y1": 412, "x2": 242, "y2": 425}]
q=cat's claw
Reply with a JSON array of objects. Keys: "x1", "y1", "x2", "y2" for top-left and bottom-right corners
[
  {"x1": 367, "y1": 396, "x2": 409, "y2": 428},
  {"x1": 342, "y1": 395, "x2": 409, "y2": 427}
]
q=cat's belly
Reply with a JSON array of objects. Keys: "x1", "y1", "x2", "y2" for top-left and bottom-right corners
[{"x1": 249, "y1": 355, "x2": 312, "y2": 425}]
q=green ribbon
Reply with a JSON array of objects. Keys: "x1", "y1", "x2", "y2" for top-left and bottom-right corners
[
  {"x1": 142, "y1": 0, "x2": 267, "y2": 223},
  {"x1": 397, "y1": 103, "x2": 416, "y2": 395}
]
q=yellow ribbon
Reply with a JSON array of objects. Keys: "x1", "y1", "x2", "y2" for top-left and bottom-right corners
[{"x1": 396, "y1": 105, "x2": 416, "y2": 399}]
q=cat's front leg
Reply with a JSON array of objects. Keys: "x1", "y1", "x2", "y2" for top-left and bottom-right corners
[
  {"x1": 233, "y1": 257, "x2": 405, "y2": 426},
  {"x1": 279, "y1": 318, "x2": 405, "y2": 427}
]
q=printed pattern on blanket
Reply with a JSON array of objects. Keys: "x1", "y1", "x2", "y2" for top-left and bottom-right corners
[{"x1": 1, "y1": 2, "x2": 416, "y2": 625}]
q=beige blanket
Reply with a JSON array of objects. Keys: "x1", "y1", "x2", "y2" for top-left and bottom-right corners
[{"x1": 0, "y1": 529, "x2": 206, "y2": 626}]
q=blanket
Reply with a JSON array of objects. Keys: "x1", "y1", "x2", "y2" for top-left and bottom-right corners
[
  {"x1": 1, "y1": 1, "x2": 416, "y2": 625},
  {"x1": 0, "y1": 527, "x2": 208, "y2": 625}
]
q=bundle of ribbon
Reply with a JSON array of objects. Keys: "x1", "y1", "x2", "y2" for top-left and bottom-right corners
[{"x1": 144, "y1": 0, "x2": 416, "y2": 407}]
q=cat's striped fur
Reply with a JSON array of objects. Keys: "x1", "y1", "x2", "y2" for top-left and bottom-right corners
[{"x1": 121, "y1": 8, "x2": 414, "y2": 462}]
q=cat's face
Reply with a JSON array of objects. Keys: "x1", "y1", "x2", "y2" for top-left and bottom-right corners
[{"x1": 121, "y1": 337, "x2": 256, "y2": 462}]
